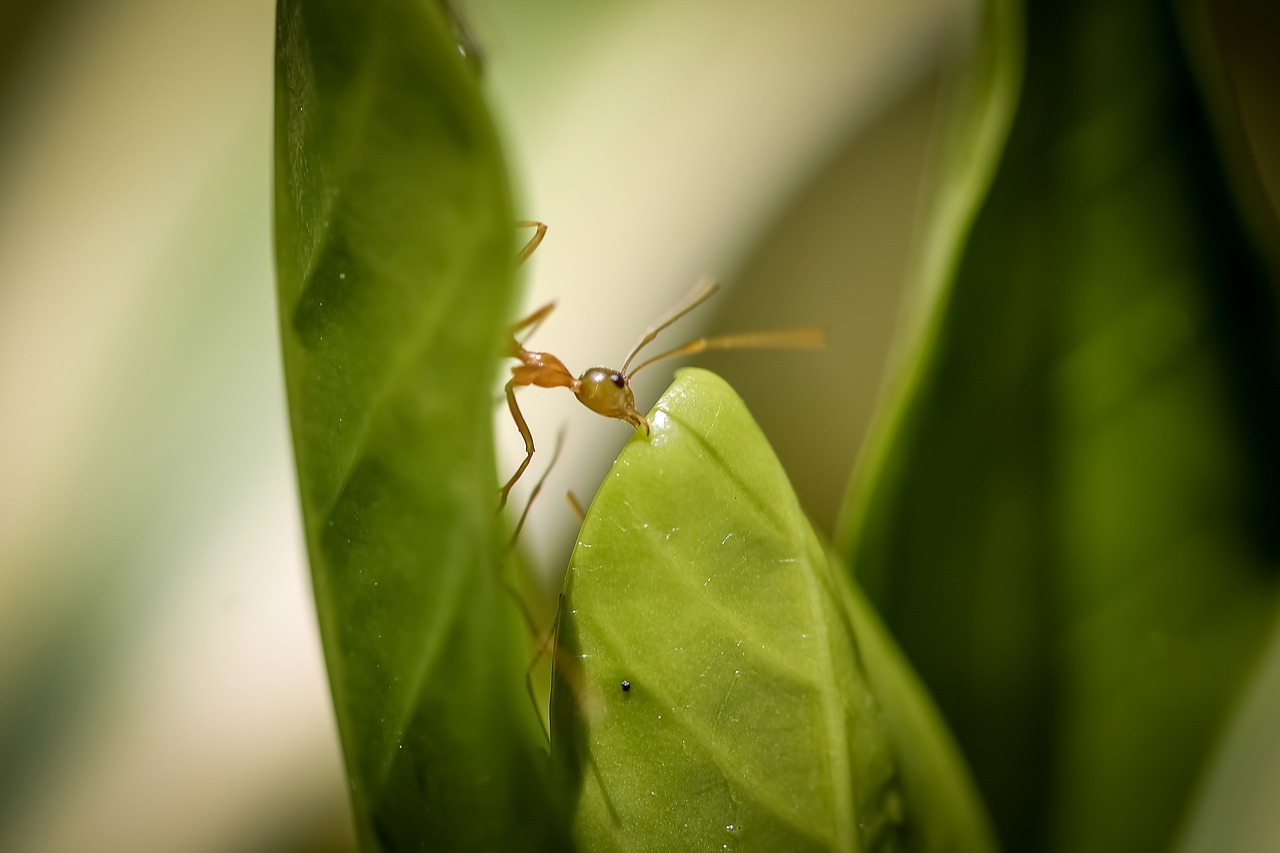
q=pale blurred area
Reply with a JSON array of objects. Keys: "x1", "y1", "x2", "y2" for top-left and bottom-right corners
[{"x1": 0, "y1": 0, "x2": 1020, "y2": 849}]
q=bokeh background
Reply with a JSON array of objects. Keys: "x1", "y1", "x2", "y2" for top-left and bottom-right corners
[{"x1": 0, "y1": 0, "x2": 1275, "y2": 851}]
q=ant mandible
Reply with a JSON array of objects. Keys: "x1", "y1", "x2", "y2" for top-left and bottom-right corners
[{"x1": 498, "y1": 221, "x2": 824, "y2": 509}]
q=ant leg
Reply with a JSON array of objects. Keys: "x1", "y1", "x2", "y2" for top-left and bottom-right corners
[
  {"x1": 508, "y1": 428, "x2": 566, "y2": 550},
  {"x1": 497, "y1": 556, "x2": 551, "y2": 742},
  {"x1": 499, "y1": 430, "x2": 566, "y2": 741},
  {"x1": 498, "y1": 381, "x2": 535, "y2": 510},
  {"x1": 509, "y1": 301, "x2": 556, "y2": 347},
  {"x1": 566, "y1": 491, "x2": 586, "y2": 523},
  {"x1": 519, "y1": 616, "x2": 601, "y2": 743},
  {"x1": 523, "y1": 626, "x2": 556, "y2": 740},
  {"x1": 517, "y1": 608, "x2": 591, "y2": 743},
  {"x1": 516, "y1": 220, "x2": 547, "y2": 265}
]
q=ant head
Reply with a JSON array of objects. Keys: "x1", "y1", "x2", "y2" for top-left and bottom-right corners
[{"x1": 575, "y1": 367, "x2": 650, "y2": 433}]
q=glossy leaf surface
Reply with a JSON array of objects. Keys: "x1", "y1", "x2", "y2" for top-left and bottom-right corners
[
  {"x1": 552, "y1": 369, "x2": 994, "y2": 852},
  {"x1": 274, "y1": 0, "x2": 560, "y2": 847},
  {"x1": 838, "y1": 0, "x2": 1280, "y2": 849}
]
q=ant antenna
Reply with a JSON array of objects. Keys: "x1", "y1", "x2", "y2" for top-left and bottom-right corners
[
  {"x1": 621, "y1": 277, "x2": 720, "y2": 374},
  {"x1": 628, "y1": 326, "x2": 827, "y2": 378},
  {"x1": 622, "y1": 277, "x2": 825, "y2": 378}
]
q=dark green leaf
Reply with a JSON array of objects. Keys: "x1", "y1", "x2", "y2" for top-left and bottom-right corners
[
  {"x1": 273, "y1": 0, "x2": 562, "y2": 847},
  {"x1": 552, "y1": 368, "x2": 994, "y2": 852},
  {"x1": 838, "y1": 0, "x2": 1280, "y2": 849}
]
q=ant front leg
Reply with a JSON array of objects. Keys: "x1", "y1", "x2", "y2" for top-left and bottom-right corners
[
  {"x1": 498, "y1": 380, "x2": 535, "y2": 511},
  {"x1": 509, "y1": 301, "x2": 556, "y2": 350},
  {"x1": 515, "y1": 220, "x2": 547, "y2": 265}
]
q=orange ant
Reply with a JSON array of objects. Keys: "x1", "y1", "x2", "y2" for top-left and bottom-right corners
[{"x1": 498, "y1": 221, "x2": 825, "y2": 509}]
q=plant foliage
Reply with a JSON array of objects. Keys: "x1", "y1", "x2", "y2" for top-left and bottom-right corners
[
  {"x1": 552, "y1": 369, "x2": 994, "y2": 852},
  {"x1": 273, "y1": 0, "x2": 561, "y2": 847},
  {"x1": 838, "y1": 0, "x2": 1280, "y2": 849}
]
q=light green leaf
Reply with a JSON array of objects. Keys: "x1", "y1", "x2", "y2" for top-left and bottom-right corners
[
  {"x1": 837, "y1": 0, "x2": 1280, "y2": 849},
  {"x1": 273, "y1": 0, "x2": 562, "y2": 847},
  {"x1": 552, "y1": 368, "x2": 994, "y2": 852}
]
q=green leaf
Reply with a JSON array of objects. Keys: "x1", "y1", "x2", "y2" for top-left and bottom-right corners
[
  {"x1": 273, "y1": 0, "x2": 562, "y2": 847},
  {"x1": 1177, "y1": 614, "x2": 1280, "y2": 851},
  {"x1": 837, "y1": 0, "x2": 1280, "y2": 849},
  {"x1": 551, "y1": 368, "x2": 995, "y2": 852}
]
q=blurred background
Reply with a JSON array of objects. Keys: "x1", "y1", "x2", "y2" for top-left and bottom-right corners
[{"x1": 0, "y1": 0, "x2": 1275, "y2": 851}]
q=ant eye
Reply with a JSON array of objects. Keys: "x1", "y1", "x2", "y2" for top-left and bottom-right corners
[{"x1": 610, "y1": 372, "x2": 625, "y2": 388}]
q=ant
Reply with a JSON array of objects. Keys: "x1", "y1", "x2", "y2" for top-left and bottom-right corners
[{"x1": 498, "y1": 221, "x2": 824, "y2": 509}]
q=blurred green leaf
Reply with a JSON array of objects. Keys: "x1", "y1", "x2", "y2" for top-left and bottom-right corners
[
  {"x1": 552, "y1": 368, "x2": 995, "y2": 851},
  {"x1": 838, "y1": 0, "x2": 1280, "y2": 850},
  {"x1": 273, "y1": 0, "x2": 562, "y2": 847},
  {"x1": 1177, "y1": 613, "x2": 1280, "y2": 851}
]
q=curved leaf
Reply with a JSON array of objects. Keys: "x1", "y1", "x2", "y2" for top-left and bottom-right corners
[
  {"x1": 551, "y1": 369, "x2": 994, "y2": 852},
  {"x1": 273, "y1": 0, "x2": 561, "y2": 847},
  {"x1": 837, "y1": 0, "x2": 1280, "y2": 849}
]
